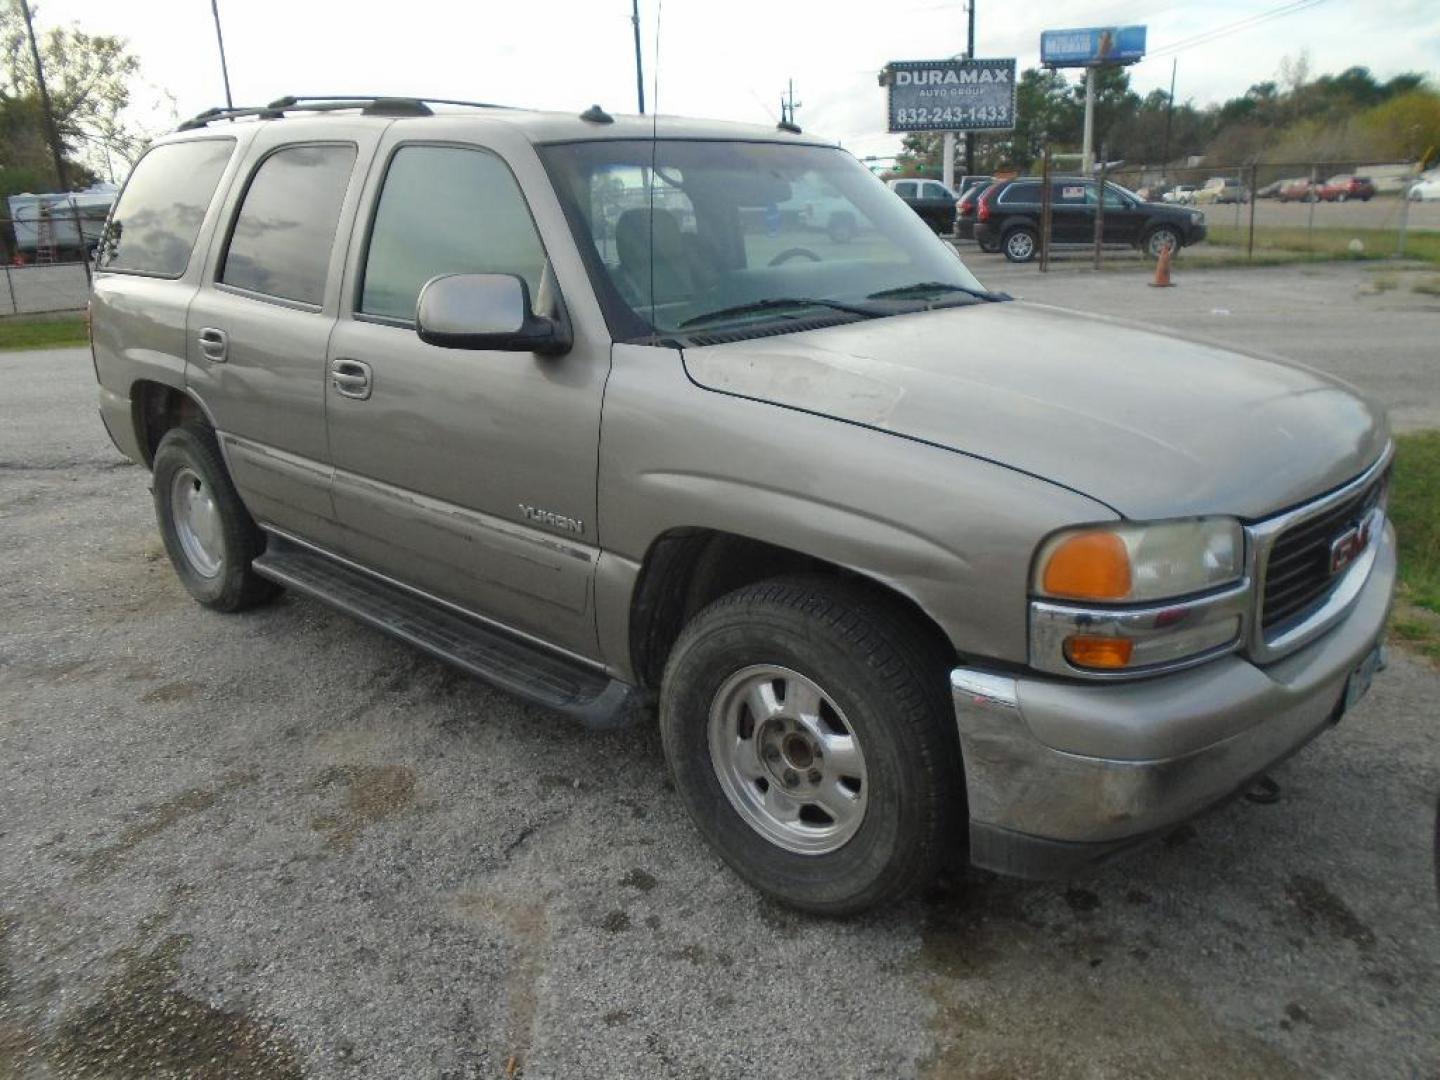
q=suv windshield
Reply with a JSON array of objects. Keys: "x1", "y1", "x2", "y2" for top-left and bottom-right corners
[{"x1": 541, "y1": 140, "x2": 988, "y2": 340}]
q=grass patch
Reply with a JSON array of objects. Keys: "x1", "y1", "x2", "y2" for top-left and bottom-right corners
[
  {"x1": 0, "y1": 315, "x2": 88, "y2": 350},
  {"x1": 1412, "y1": 275, "x2": 1440, "y2": 296},
  {"x1": 1205, "y1": 224, "x2": 1440, "y2": 265},
  {"x1": 1388, "y1": 430, "x2": 1440, "y2": 663}
]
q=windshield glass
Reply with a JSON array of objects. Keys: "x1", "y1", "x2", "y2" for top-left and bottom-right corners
[{"x1": 540, "y1": 139, "x2": 988, "y2": 339}]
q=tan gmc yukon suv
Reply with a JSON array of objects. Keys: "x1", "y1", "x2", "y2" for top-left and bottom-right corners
[{"x1": 90, "y1": 97, "x2": 1395, "y2": 914}]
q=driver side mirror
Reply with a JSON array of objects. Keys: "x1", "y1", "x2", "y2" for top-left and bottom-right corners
[{"x1": 416, "y1": 273, "x2": 571, "y2": 356}]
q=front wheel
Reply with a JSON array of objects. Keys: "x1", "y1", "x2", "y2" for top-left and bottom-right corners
[
  {"x1": 660, "y1": 578, "x2": 961, "y2": 915},
  {"x1": 1145, "y1": 227, "x2": 1182, "y2": 259},
  {"x1": 152, "y1": 424, "x2": 280, "y2": 612},
  {"x1": 1002, "y1": 227, "x2": 1038, "y2": 263}
]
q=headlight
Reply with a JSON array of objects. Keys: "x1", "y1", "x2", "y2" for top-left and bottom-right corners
[
  {"x1": 1035, "y1": 518, "x2": 1243, "y2": 603},
  {"x1": 1030, "y1": 518, "x2": 1248, "y2": 677}
]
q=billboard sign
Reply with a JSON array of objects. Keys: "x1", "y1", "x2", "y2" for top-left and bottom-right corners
[
  {"x1": 1040, "y1": 26, "x2": 1147, "y2": 67},
  {"x1": 884, "y1": 58, "x2": 1017, "y2": 133}
]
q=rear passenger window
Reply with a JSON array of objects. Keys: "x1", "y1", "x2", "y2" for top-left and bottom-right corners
[
  {"x1": 220, "y1": 144, "x2": 357, "y2": 305},
  {"x1": 359, "y1": 145, "x2": 547, "y2": 322},
  {"x1": 1001, "y1": 182, "x2": 1041, "y2": 203},
  {"x1": 893, "y1": 181, "x2": 917, "y2": 198},
  {"x1": 98, "y1": 139, "x2": 235, "y2": 276}
]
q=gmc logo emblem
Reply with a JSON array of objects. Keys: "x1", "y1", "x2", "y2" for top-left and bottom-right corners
[{"x1": 1329, "y1": 517, "x2": 1373, "y2": 576}]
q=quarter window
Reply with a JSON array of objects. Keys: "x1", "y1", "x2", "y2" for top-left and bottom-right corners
[
  {"x1": 360, "y1": 145, "x2": 547, "y2": 322},
  {"x1": 1000, "y1": 181, "x2": 1041, "y2": 203},
  {"x1": 892, "y1": 181, "x2": 918, "y2": 198},
  {"x1": 220, "y1": 144, "x2": 357, "y2": 305},
  {"x1": 98, "y1": 139, "x2": 235, "y2": 276}
]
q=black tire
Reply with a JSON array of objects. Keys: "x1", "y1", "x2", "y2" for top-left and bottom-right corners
[
  {"x1": 152, "y1": 423, "x2": 279, "y2": 612},
  {"x1": 1002, "y1": 226, "x2": 1038, "y2": 263},
  {"x1": 659, "y1": 576, "x2": 961, "y2": 916},
  {"x1": 1144, "y1": 226, "x2": 1182, "y2": 259}
]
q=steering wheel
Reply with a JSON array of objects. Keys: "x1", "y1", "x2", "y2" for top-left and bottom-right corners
[{"x1": 768, "y1": 247, "x2": 822, "y2": 267}]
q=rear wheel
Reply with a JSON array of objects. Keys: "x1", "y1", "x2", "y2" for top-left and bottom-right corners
[
  {"x1": 660, "y1": 578, "x2": 961, "y2": 915},
  {"x1": 152, "y1": 424, "x2": 280, "y2": 612},
  {"x1": 1002, "y1": 226, "x2": 1038, "y2": 263}
]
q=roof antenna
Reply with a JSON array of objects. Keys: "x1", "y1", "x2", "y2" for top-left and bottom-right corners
[{"x1": 647, "y1": 0, "x2": 662, "y2": 343}]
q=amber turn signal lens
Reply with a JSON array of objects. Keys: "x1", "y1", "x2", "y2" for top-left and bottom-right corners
[
  {"x1": 1041, "y1": 531, "x2": 1132, "y2": 600},
  {"x1": 1064, "y1": 635, "x2": 1135, "y2": 669}
]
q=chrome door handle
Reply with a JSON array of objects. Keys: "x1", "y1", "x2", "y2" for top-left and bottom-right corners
[
  {"x1": 198, "y1": 327, "x2": 228, "y2": 363},
  {"x1": 330, "y1": 358, "x2": 372, "y2": 400}
]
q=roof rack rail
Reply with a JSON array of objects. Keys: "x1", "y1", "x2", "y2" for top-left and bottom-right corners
[{"x1": 175, "y1": 95, "x2": 516, "y2": 131}]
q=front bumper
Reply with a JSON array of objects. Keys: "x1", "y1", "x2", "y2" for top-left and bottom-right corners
[{"x1": 952, "y1": 519, "x2": 1396, "y2": 879}]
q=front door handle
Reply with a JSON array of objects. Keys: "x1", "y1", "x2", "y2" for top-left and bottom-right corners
[
  {"x1": 198, "y1": 327, "x2": 228, "y2": 363},
  {"x1": 330, "y1": 357, "x2": 372, "y2": 400}
]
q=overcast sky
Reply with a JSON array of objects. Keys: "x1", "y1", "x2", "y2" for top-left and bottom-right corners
[{"x1": 31, "y1": 0, "x2": 1440, "y2": 165}]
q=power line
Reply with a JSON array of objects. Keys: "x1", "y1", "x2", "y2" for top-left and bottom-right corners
[{"x1": 1149, "y1": 0, "x2": 1331, "y2": 58}]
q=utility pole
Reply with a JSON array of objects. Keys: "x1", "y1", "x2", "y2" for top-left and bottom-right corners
[
  {"x1": 210, "y1": 0, "x2": 234, "y2": 110},
  {"x1": 1161, "y1": 58, "x2": 1176, "y2": 182},
  {"x1": 632, "y1": 0, "x2": 645, "y2": 114},
  {"x1": 17, "y1": 0, "x2": 67, "y2": 192},
  {"x1": 964, "y1": 0, "x2": 976, "y2": 176},
  {"x1": 1081, "y1": 66, "x2": 1097, "y2": 174}
]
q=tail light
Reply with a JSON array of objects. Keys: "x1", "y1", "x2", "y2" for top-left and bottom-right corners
[
  {"x1": 977, "y1": 186, "x2": 996, "y2": 223},
  {"x1": 957, "y1": 192, "x2": 975, "y2": 217}
]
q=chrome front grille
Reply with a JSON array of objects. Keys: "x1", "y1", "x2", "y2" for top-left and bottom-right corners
[{"x1": 1259, "y1": 468, "x2": 1388, "y2": 634}]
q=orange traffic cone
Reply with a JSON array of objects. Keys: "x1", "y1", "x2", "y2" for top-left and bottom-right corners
[{"x1": 1149, "y1": 242, "x2": 1174, "y2": 288}]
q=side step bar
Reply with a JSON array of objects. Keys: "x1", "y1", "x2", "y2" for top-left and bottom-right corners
[{"x1": 252, "y1": 535, "x2": 644, "y2": 729}]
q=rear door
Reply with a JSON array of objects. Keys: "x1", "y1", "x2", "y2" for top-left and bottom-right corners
[
  {"x1": 185, "y1": 122, "x2": 383, "y2": 549},
  {"x1": 918, "y1": 181, "x2": 955, "y2": 230},
  {"x1": 322, "y1": 127, "x2": 611, "y2": 658}
]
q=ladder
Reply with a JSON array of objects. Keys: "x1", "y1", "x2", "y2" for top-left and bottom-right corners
[{"x1": 35, "y1": 205, "x2": 56, "y2": 264}]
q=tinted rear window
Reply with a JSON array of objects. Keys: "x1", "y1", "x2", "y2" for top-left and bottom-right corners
[
  {"x1": 220, "y1": 143, "x2": 357, "y2": 305},
  {"x1": 98, "y1": 139, "x2": 235, "y2": 276}
]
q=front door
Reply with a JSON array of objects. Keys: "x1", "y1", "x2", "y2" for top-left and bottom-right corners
[
  {"x1": 1096, "y1": 183, "x2": 1144, "y2": 245},
  {"x1": 323, "y1": 137, "x2": 609, "y2": 659},
  {"x1": 1049, "y1": 181, "x2": 1093, "y2": 243}
]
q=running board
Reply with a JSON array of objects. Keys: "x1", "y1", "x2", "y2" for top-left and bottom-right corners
[{"x1": 252, "y1": 536, "x2": 642, "y2": 729}]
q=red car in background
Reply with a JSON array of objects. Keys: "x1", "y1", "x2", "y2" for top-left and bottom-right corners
[
  {"x1": 1319, "y1": 175, "x2": 1376, "y2": 202},
  {"x1": 1278, "y1": 178, "x2": 1320, "y2": 202}
]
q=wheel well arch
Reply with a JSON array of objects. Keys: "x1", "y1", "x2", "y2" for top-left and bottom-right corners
[
  {"x1": 626, "y1": 527, "x2": 954, "y2": 690},
  {"x1": 130, "y1": 380, "x2": 209, "y2": 468}
]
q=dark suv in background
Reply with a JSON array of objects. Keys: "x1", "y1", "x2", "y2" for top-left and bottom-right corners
[{"x1": 975, "y1": 176, "x2": 1207, "y2": 262}]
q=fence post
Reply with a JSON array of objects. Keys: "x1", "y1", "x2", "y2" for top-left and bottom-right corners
[
  {"x1": 1247, "y1": 162, "x2": 1258, "y2": 260},
  {"x1": 1395, "y1": 188, "x2": 1410, "y2": 259},
  {"x1": 69, "y1": 203, "x2": 92, "y2": 285},
  {"x1": 3, "y1": 264, "x2": 15, "y2": 316},
  {"x1": 1306, "y1": 163, "x2": 1318, "y2": 251},
  {"x1": 1040, "y1": 146, "x2": 1053, "y2": 273}
]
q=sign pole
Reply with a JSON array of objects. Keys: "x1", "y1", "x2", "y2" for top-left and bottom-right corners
[
  {"x1": 1081, "y1": 67, "x2": 1096, "y2": 175},
  {"x1": 942, "y1": 132, "x2": 955, "y2": 191}
]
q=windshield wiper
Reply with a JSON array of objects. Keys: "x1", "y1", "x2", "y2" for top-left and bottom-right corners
[
  {"x1": 678, "y1": 296, "x2": 887, "y2": 329},
  {"x1": 866, "y1": 281, "x2": 1004, "y2": 303}
]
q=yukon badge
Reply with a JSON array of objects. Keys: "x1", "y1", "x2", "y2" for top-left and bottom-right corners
[{"x1": 518, "y1": 503, "x2": 584, "y2": 535}]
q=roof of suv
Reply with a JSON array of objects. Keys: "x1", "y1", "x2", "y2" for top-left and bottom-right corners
[{"x1": 169, "y1": 97, "x2": 835, "y2": 148}]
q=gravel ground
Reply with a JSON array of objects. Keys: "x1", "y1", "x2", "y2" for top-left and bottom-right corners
[{"x1": 2, "y1": 279, "x2": 1438, "y2": 1080}]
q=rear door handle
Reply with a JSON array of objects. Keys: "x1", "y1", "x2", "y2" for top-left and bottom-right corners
[
  {"x1": 330, "y1": 357, "x2": 372, "y2": 400},
  {"x1": 198, "y1": 327, "x2": 228, "y2": 363}
]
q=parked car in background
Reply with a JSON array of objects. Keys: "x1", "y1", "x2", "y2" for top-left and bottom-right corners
[
  {"x1": 1256, "y1": 180, "x2": 1286, "y2": 199},
  {"x1": 1193, "y1": 177, "x2": 1248, "y2": 205},
  {"x1": 1319, "y1": 175, "x2": 1376, "y2": 202},
  {"x1": 955, "y1": 181, "x2": 995, "y2": 246},
  {"x1": 975, "y1": 176, "x2": 1205, "y2": 262},
  {"x1": 887, "y1": 177, "x2": 958, "y2": 234},
  {"x1": 1409, "y1": 176, "x2": 1440, "y2": 202},
  {"x1": 956, "y1": 174, "x2": 992, "y2": 197},
  {"x1": 1162, "y1": 185, "x2": 1196, "y2": 205},
  {"x1": 1278, "y1": 179, "x2": 1320, "y2": 202}
]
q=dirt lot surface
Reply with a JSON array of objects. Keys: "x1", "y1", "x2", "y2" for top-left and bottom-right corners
[{"x1": 2, "y1": 262, "x2": 1438, "y2": 1079}]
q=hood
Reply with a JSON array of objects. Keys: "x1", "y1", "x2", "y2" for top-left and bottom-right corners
[{"x1": 681, "y1": 302, "x2": 1388, "y2": 521}]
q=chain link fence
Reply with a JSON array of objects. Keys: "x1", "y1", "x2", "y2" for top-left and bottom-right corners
[{"x1": 1, "y1": 208, "x2": 96, "y2": 316}]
